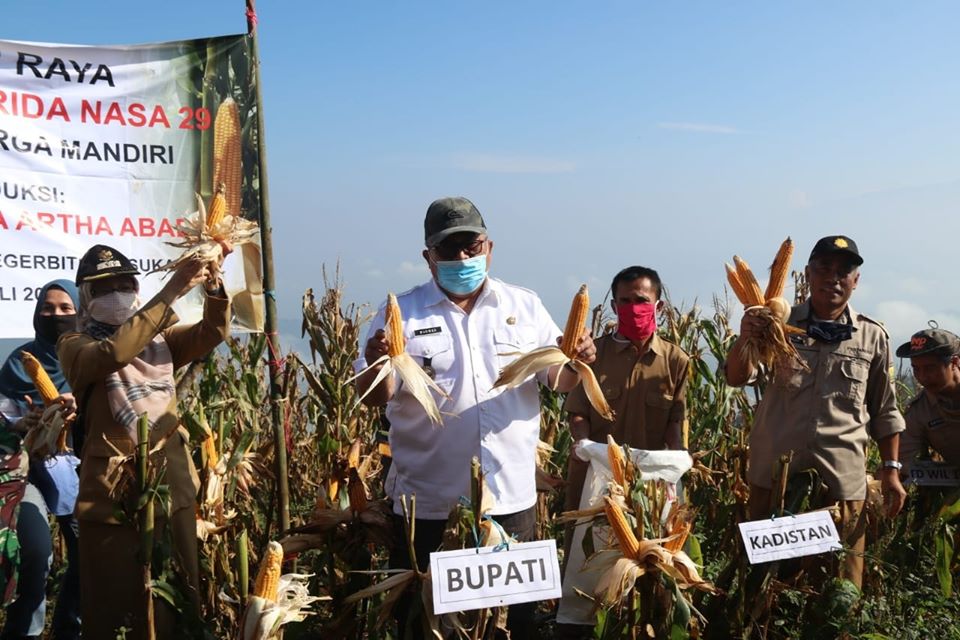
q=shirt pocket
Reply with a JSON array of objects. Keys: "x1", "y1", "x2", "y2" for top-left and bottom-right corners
[
  {"x1": 493, "y1": 324, "x2": 541, "y2": 370},
  {"x1": 645, "y1": 390, "x2": 674, "y2": 419},
  {"x1": 403, "y1": 334, "x2": 455, "y2": 391},
  {"x1": 836, "y1": 355, "x2": 869, "y2": 404}
]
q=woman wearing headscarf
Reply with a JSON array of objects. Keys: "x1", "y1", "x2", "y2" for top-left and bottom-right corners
[
  {"x1": 0, "y1": 279, "x2": 82, "y2": 640},
  {"x1": 57, "y1": 243, "x2": 230, "y2": 639}
]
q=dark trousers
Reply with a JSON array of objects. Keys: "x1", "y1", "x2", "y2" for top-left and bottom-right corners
[
  {"x1": 51, "y1": 515, "x2": 81, "y2": 640},
  {"x1": 390, "y1": 505, "x2": 537, "y2": 639}
]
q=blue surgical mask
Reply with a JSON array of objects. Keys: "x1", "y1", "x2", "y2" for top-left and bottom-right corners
[{"x1": 435, "y1": 255, "x2": 487, "y2": 295}]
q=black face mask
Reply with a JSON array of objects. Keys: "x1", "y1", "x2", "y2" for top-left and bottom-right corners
[{"x1": 36, "y1": 314, "x2": 77, "y2": 344}]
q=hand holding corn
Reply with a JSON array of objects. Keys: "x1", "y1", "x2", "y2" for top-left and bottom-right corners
[
  {"x1": 494, "y1": 285, "x2": 614, "y2": 420},
  {"x1": 363, "y1": 329, "x2": 390, "y2": 367},
  {"x1": 161, "y1": 256, "x2": 209, "y2": 299},
  {"x1": 557, "y1": 331, "x2": 597, "y2": 365},
  {"x1": 738, "y1": 311, "x2": 771, "y2": 341}
]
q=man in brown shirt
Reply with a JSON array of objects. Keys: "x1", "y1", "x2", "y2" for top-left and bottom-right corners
[
  {"x1": 896, "y1": 328, "x2": 960, "y2": 475},
  {"x1": 726, "y1": 235, "x2": 906, "y2": 588},
  {"x1": 557, "y1": 266, "x2": 688, "y2": 638}
]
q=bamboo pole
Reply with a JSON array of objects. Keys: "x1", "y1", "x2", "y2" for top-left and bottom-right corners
[{"x1": 246, "y1": 0, "x2": 289, "y2": 533}]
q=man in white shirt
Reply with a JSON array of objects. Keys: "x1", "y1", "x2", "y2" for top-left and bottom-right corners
[{"x1": 356, "y1": 196, "x2": 595, "y2": 638}]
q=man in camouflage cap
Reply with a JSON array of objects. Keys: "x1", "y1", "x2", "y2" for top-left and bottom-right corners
[
  {"x1": 725, "y1": 235, "x2": 906, "y2": 588},
  {"x1": 896, "y1": 327, "x2": 960, "y2": 475}
]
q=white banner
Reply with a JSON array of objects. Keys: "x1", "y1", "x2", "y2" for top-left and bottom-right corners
[{"x1": 0, "y1": 36, "x2": 264, "y2": 337}]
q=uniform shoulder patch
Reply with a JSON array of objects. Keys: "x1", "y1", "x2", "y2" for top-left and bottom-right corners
[{"x1": 856, "y1": 313, "x2": 889, "y2": 338}]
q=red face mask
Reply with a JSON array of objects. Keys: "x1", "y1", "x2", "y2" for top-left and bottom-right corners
[{"x1": 616, "y1": 302, "x2": 657, "y2": 342}]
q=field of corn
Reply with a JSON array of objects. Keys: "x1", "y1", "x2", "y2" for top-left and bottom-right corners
[{"x1": 23, "y1": 271, "x2": 960, "y2": 639}]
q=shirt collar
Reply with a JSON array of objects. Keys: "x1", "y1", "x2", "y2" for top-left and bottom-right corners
[
  {"x1": 796, "y1": 299, "x2": 858, "y2": 328},
  {"x1": 612, "y1": 332, "x2": 664, "y2": 356}
]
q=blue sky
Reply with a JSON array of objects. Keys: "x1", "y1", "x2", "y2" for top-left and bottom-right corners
[{"x1": 2, "y1": 1, "x2": 958, "y2": 356}]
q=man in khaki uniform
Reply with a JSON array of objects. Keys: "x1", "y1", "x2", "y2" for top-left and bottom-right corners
[
  {"x1": 896, "y1": 328, "x2": 960, "y2": 474},
  {"x1": 557, "y1": 266, "x2": 688, "y2": 639},
  {"x1": 726, "y1": 235, "x2": 906, "y2": 588}
]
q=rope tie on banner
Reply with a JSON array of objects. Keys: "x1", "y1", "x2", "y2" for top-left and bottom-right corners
[
  {"x1": 245, "y1": 8, "x2": 258, "y2": 28},
  {"x1": 483, "y1": 515, "x2": 511, "y2": 552}
]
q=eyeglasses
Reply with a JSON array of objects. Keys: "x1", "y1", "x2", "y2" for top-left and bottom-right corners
[{"x1": 432, "y1": 237, "x2": 487, "y2": 261}]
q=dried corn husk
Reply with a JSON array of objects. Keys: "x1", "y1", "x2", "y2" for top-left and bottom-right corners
[
  {"x1": 493, "y1": 285, "x2": 614, "y2": 420},
  {"x1": 351, "y1": 293, "x2": 450, "y2": 424},
  {"x1": 150, "y1": 192, "x2": 259, "y2": 277}
]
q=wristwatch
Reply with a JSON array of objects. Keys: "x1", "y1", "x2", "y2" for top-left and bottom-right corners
[{"x1": 881, "y1": 460, "x2": 903, "y2": 470}]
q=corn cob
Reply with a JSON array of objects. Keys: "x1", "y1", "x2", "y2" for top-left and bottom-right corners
[
  {"x1": 212, "y1": 97, "x2": 242, "y2": 218},
  {"x1": 664, "y1": 506, "x2": 692, "y2": 553},
  {"x1": 733, "y1": 256, "x2": 765, "y2": 307},
  {"x1": 20, "y1": 352, "x2": 58, "y2": 405},
  {"x1": 347, "y1": 439, "x2": 361, "y2": 470},
  {"x1": 604, "y1": 496, "x2": 640, "y2": 560},
  {"x1": 560, "y1": 285, "x2": 589, "y2": 358},
  {"x1": 724, "y1": 263, "x2": 751, "y2": 306},
  {"x1": 607, "y1": 435, "x2": 627, "y2": 488},
  {"x1": 251, "y1": 541, "x2": 283, "y2": 602},
  {"x1": 205, "y1": 183, "x2": 227, "y2": 231},
  {"x1": 326, "y1": 478, "x2": 339, "y2": 502},
  {"x1": 385, "y1": 293, "x2": 405, "y2": 357},
  {"x1": 764, "y1": 237, "x2": 794, "y2": 300},
  {"x1": 348, "y1": 469, "x2": 368, "y2": 513},
  {"x1": 203, "y1": 432, "x2": 219, "y2": 470}
]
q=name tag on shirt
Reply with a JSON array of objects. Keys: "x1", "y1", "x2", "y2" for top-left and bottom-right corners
[
  {"x1": 414, "y1": 326, "x2": 443, "y2": 336},
  {"x1": 738, "y1": 511, "x2": 841, "y2": 564}
]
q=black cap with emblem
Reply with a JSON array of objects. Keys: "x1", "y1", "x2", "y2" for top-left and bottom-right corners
[
  {"x1": 896, "y1": 328, "x2": 960, "y2": 358},
  {"x1": 75, "y1": 244, "x2": 141, "y2": 285},
  {"x1": 809, "y1": 235, "x2": 863, "y2": 266},
  {"x1": 424, "y1": 197, "x2": 487, "y2": 248}
]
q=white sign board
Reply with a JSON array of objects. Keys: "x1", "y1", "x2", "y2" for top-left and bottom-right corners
[
  {"x1": 738, "y1": 511, "x2": 841, "y2": 564},
  {"x1": 905, "y1": 460, "x2": 960, "y2": 487},
  {"x1": 430, "y1": 539, "x2": 562, "y2": 615}
]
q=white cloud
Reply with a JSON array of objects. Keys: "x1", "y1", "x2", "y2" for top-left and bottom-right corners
[
  {"x1": 789, "y1": 189, "x2": 811, "y2": 209},
  {"x1": 657, "y1": 121, "x2": 742, "y2": 135},
  {"x1": 400, "y1": 260, "x2": 427, "y2": 274},
  {"x1": 873, "y1": 300, "x2": 960, "y2": 351},
  {"x1": 451, "y1": 153, "x2": 576, "y2": 174}
]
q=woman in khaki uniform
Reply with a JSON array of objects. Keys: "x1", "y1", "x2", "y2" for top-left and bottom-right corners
[{"x1": 57, "y1": 244, "x2": 230, "y2": 639}]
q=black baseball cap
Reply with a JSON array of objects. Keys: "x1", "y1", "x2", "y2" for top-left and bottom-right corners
[
  {"x1": 809, "y1": 235, "x2": 863, "y2": 266},
  {"x1": 896, "y1": 328, "x2": 960, "y2": 358},
  {"x1": 75, "y1": 244, "x2": 141, "y2": 285},
  {"x1": 424, "y1": 197, "x2": 487, "y2": 248}
]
